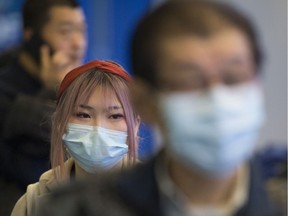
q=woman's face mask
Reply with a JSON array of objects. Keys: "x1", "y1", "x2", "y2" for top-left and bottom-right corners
[
  {"x1": 159, "y1": 82, "x2": 265, "y2": 176},
  {"x1": 63, "y1": 87, "x2": 129, "y2": 173},
  {"x1": 63, "y1": 123, "x2": 128, "y2": 173}
]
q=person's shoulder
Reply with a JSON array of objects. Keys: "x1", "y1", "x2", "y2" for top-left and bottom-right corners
[
  {"x1": 25, "y1": 168, "x2": 56, "y2": 198},
  {"x1": 37, "y1": 159, "x2": 158, "y2": 216},
  {"x1": 0, "y1": 57, "x2": 24, "y2": 96},
  {"x1": 0, "y1": 46, "x2": 20, "y2": 68},
  {"x1": 239, "y1": 157, "x2": 284, "y2": 216},
  {"x1": 37, "y1": 174, "x2": 132, "y2": 216},
  {"x1": 11, "y1": 169, "x2": 55, "y2": 216}
]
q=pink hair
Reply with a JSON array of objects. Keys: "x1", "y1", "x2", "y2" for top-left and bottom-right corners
[{"x1": 50, "y1": 68, "x2": 138, "y2": 180}]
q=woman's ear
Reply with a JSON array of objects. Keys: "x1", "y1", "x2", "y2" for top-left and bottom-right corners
[
  {"x1": 130, "y1": 78, "x2": 160, "y2": 125},
  {"x1": 135, "y1": 114, "x2": 141, "y2": 133}
]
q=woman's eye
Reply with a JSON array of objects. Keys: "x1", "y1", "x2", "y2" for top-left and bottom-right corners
[
  {"x1": 75, "y1": 112, "x2": 91, "y2": 119},
  {"x1": 109, "y1": 114, "x2": 124, "y2": 120}
]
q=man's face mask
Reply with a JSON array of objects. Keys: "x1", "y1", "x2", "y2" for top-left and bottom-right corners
[{"x1": 159, "y1": 82, "x2": 265, "y2": 176}]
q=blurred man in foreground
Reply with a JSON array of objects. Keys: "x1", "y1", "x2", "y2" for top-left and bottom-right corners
[{"x1": 38, "y1": 1, "x2": 281, "y2": 215}]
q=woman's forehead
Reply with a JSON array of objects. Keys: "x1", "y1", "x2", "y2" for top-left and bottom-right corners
[{"x1": 86, "y1": 86, "x2": 121, "y2": 106}]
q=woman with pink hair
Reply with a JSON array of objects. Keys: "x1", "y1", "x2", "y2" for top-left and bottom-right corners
[{"x1": 12, "y1": 60, "x2": 140, "y2": 216}]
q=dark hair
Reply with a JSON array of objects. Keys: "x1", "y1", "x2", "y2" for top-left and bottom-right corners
[
  {"x1": 131, "y1": 0, "x2": 263, "y2": 87},
  {"x1": 22, "y1": 0, "x2": 80, "y2": 31}
]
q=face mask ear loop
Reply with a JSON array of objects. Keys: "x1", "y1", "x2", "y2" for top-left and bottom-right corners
[{"x1": 64, "y1": 146, "x2": 71, "y2": 160}]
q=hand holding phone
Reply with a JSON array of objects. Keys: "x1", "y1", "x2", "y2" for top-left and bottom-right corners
[
  {"x1": 23, "y1": 33, "x2": 54, "y2": 65},
  {"x1": 39, "y1": 45, "x2": 79, "y2": 90},
  {"x1": 23, "y1": 33, "x2": 81, "y2": 90}
]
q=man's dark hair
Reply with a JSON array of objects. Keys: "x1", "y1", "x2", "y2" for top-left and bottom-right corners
[
  {"x1": 131, "y1": 0, "x2": 263, "y2": 87},
  {"x1": 22, "y1": 0, "x2": 80, "y2": 32}
]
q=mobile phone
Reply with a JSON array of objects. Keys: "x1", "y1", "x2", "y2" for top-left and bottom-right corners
[{"x1": 23, "y1": 33, "x2": 55, "y2": 66}]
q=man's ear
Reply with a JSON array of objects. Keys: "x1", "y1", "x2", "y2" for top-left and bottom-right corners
[
  {"x1": 24, "y1": 28, "x2": 33, "y2": 41},
  {"x1": 130, "y1": 78, "x2": 160, "y2": 125}
]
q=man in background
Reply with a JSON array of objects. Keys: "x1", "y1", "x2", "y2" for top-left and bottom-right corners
[
  {"x1": 0, "y1": 0, "x2": 86, "y2": 214},
  {"x1": 38, "y1": 1, "x2": 281, "y2": 215}
]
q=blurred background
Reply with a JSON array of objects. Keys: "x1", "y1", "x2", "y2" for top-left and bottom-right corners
[{"x1": 0, "y1": 0, "x2": 286, "y2": 215}]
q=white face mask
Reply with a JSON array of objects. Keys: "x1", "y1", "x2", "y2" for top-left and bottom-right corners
[
  {"x1": 159, "y1": 82, "x2": 265, "y2": 176},
  {"x1": 62, "y1": 123, "x2": 128, "y2": 173}
]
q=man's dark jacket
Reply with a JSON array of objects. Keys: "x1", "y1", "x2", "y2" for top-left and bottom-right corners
[
  {"x1": 39, "y1": 155, "x2": 281, "y2": 216},
  {"x1": 0, "y1": 56, "x2": 55, "y2": 189}
]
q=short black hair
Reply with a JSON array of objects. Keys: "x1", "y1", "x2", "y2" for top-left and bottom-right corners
[
  {"x1": 131, "y1": 0, "x2": 263, "y2": 87},
  {"x1": 22, "y1": 0, "x2": 80, "y2": 31}
]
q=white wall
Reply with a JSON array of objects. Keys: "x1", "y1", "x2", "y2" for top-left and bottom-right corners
[{"x1": 219, "y1": 0, "x2": 287, "y2": 148}]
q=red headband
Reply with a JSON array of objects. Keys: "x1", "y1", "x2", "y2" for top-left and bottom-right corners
[{"x1": 57, "y1": 60, "x2": 131, "y2": 100}]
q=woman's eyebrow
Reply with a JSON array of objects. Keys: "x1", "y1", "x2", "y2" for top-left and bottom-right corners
[
  {"x1": 77, "y1": 104, "x2": 123, "y2": 111},
  {"x1": 106, "y1": 106, "x2": 123, "y2": 111},
  {"x1": 78, "y1": 104, "x2": 94, "y2": 110}
]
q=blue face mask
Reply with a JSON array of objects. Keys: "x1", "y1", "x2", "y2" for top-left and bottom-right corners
[
  {"x1": 159, "y1": 82, "x2": 265, "y2": 176},
  {"x1": 62, "y1": 123, "x2": 128, "y2": 173}
]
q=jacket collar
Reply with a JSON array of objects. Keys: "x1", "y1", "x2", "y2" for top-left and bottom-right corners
[
  {"x1": 116, "y1": 153, "x2": 279, "y2": 216},
  {"x1": 116, "y1": 156, "x2": 163, "y2": 216}
]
